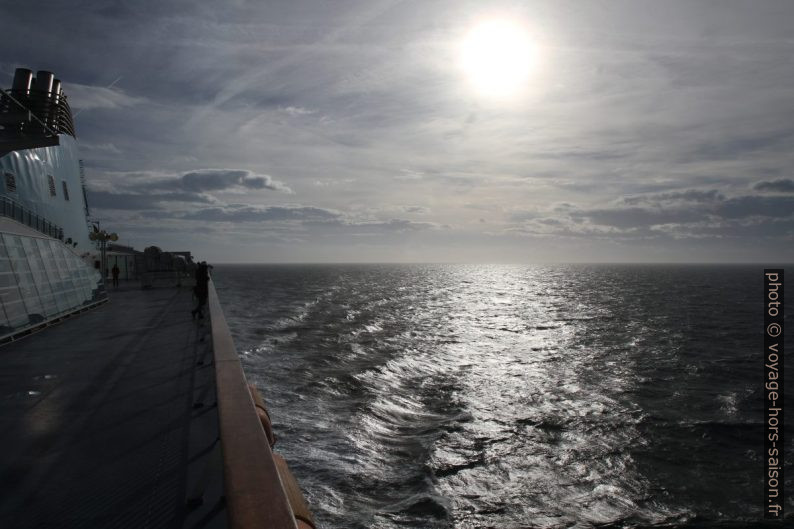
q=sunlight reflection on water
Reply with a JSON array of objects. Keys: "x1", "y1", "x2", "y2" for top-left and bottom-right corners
[{"x1": 215, "y1": 264, "x2": 764, "y2": 529}]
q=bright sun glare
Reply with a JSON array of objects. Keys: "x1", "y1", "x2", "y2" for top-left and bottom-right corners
[{"x1": 460, "y1": 18, "x2": 536, "y2": 98}]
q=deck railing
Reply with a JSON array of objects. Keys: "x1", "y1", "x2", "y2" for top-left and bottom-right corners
[
  {"x1": 207, "y1": 280, "x2": 302, "y2": 529},
  {"x1": 0, "y1": 195, "x2": 63, "y2": 240}
]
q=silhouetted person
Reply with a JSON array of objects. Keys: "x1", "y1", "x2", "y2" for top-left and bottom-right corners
[
  {"x1": 111, "y1": 264, "x2": 120, "y2": 288},
  {"x1": 192, "y1": 261, "x2": 209, "y2": 319}
]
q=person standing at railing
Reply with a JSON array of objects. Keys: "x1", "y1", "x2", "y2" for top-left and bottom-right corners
[
  {"x1": 111, "y1": 264, "x2": 120, "y2": 288},
  {"x1": 191, "y1": 261, "x2": 209, "y2": 319}
]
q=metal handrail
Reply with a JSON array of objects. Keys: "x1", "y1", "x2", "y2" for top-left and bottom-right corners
[
  {"x1": 0, "y1": 195, "x2": 63, "y2": 240},
  {"x1": 207, "y1": 280, "x2": 298, "y2": 529}
]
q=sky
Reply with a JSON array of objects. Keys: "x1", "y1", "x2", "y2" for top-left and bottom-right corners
[{"x1": 2, "y1": 0, "x2": 793, "y2": 263}]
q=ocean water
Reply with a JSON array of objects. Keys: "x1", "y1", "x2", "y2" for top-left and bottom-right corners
[{"x1": 212, "y1": 264, "x2": 791, "y2": 529}]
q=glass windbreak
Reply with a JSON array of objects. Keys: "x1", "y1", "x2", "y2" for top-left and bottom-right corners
[
  {"x1": 0, "y1": 241, "x2": 23, "y2": 331},
  {"x1": 22, "y1": 237, "x2": 58, "y2": 318},
  {"x1": 61, "y1": 245, "x2": 93, "y2": 304},
  {"x1": 51, "y1": 241, "x2": 81, "y2": 309},
  {"x1": 3, "y1": 234, "x2": 46, "y2": 323},
  {"x1": 0, "y1": 233, "x2": 107, "y2": 340},
  {"x1": 36, "y1": 238, "x2": 68, "y2": 314}
]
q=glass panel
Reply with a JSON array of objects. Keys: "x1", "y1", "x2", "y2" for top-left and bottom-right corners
[
  {"x1": 66, "y1": 248, "x2": 91, "y2": 305},
  {"x1": 88, "y1": 262, "x2": 105, "y2": 301},
  {"x1": 23, "y1": 237, "x2": 58, "y2": 317},
  {"x1": 51, "y1": 242, "x2": 80, "y2": 308},
  {"x1": 0, "y1": 239, "x2": 14, "y2": 332},
  {"x1": 37, "y1": 239, "x2": 68, "y2": 314},
  {"x1": 0, "y1": 234, "x2": 108, "y2": 338},
  {"x1": 63, "y1": 250, "x2": 90, "y2": 305},
  {"x1": 2, "y1": 234, "x2": 46, "y2": 324}
]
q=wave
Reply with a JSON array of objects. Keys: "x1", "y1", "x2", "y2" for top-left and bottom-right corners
[{"x1": 212, "y1": 263, "x2": 764, "y2": 529}]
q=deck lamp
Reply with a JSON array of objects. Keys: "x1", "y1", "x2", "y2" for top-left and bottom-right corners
[{"x1": 89, "y1": 227, "x2": 118, "y2": 280}]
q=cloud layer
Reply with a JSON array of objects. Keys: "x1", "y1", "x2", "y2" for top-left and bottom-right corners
[
  {"x1": 3, "y1": 0, "x2": 792, "y2": 261},
  {"x1": 151, "y1": 169, "x2": 292, "y2": 193}
]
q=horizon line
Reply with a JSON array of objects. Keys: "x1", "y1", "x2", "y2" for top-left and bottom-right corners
[{"x1": 205, "y1": 261, "x2": 793, "y2": 266}]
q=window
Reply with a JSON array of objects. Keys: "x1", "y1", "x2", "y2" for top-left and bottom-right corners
[
  {"x1": 4, "y1": 172, "x2": 15, "y2": 192},
  {"x1": 62, "y1": 181, "x2": 70, "y2": 201},
  {"x1": 48, "y1": 175, "x2": 56, "y2": 196}
]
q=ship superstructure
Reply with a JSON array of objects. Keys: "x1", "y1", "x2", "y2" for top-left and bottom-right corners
[
  {"x1": 0, "y1": 68, "x2": 105, "y2": 341},
  {"x1": 0, "y1": 67, "x2": 316, "y2": 529}
]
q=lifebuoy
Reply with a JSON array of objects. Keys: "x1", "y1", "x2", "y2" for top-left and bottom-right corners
[{"x1": 248, "y1": 384, "x2": 276, "y2": 447}]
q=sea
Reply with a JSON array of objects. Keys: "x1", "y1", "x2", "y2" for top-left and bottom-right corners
[{"x1": 212, "y1": 264, "x2": 791, "y2": 529}]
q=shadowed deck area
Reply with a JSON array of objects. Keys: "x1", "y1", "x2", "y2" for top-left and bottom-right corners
[{"x1": 0, "y1": 285, "x2": 225, "y2": 529}]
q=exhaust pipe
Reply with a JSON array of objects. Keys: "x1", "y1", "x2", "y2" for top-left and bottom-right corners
[
  {"x1": 51, "y1": 79, "x2": 62, "y2": 104},
  {"x1": 33, "y1": 70, "x2": 54, "y2": 95},
  {"x1": 12, "y1": 68, "x2": 33, "y2": 94}
]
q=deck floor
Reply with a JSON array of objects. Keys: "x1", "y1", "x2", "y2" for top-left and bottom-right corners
[{"x1": 0, "y1": 284, "x2": 226, "y2": 529}]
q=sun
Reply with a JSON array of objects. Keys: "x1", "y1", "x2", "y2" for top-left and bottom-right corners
[{"x1": 460, "y1": 18, "x2": 536, "y2": 98}]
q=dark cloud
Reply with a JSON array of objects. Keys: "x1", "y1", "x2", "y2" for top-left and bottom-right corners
[
  {"x1": 508, "y1": 210, "x2": 540, "y2": 222},
  {"x1": 753, "y1": 178, "x2": 794, "y2": 193},
  {"x1": 695, "y1": 217, "x2": 794, "y2": 239},
  {"x1": 581, "y1": 207, "x2": 708, "y2": 229},
  {"x1": 180, "y1": 205, "x2": 340, "y2": 223},
  {"x1": 517, "y1": 188, "x2": 794, "y2": 237},
  {"x1": 717, "y1": 195, "x2": 794, "y2": 219},
  {"x1": 686, "y1": 131, "x2": 793, "y2": 161},
  {"x1": 88, "y1": 190, "x2": 214, "y2": 210},
  {"x1": 176, "y1": 206, "x2": 438, "y2": 234},
  {"x1": 622, "y1": 189, "x2": 724, "y2": 206},
  {"x1": 532, "y1": 149, "x2": 628, "y2": 161},
  {"x1": 302, "y1": 217, "x2": 440, "y2": 233},
  {"x1": 145, "y1": 169, "x2": 291, "y2": 193},
  {"x1": 349, "y1": 219, "x2": 437, "y2": 232},
  {"x1": 583, "y1": 189, "x2": 794, "y2": 229}
]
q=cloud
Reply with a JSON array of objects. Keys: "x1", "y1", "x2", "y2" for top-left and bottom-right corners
[
  {"x1": 80, "y1": 142, "x2": 123, "y2": 155},
  {"x1": 65, "y1": 83, "x2": 145, "y2": 111},
  {"x1": 5, "y1": 1, "x2": 793, "y2": 261},
  {"x1": 753, "y1": 179, "x2": 794, "y2": 193},
  {"x1": 686, "y1": 130, "x2": 794, "y2": 161},
  {"x1": 313, "y1": 178, "x2": 355, "y2": 187},
  {"x1": 717, "y1": 195, "x2": 794, "y2": 219},
  {"x1": 120, "y1": 202, "x2": 439, "y2": 236},
  {"x1": 88, "y1": 190, "x2": 214, "y2": 210},
  {"x1": 85, "y1": 167, "x2": 292, "y2": 211},
  {"x1": 510, "y1": 187, "x2": 794, "y2": 241},
  {"x1": 280, "y1": 106, "x2": 315, "y2": 116},
  {"x1": 148, "y1": 169, "x2": 293, "y2": 194},
  {"x1": 584, "y1": 192, "x2": 794, "y2": 229},
  {"x1": 344, "y1": 219, "x2": 438, "y2": 232},
  {"x1": 621, "y1": 189, "x2": 724, "y2": 206},
  {"x1": 508, "y1": 210, "x2": 540, "y2": 222},
  {"x1": 394, "y1": 169, "x2": 425, "y2": 181},
  {"x1": 180, "y1": 205, "x2": 340, "y2": 223},
  {"x1": 581, "y1": 206, "x2": 706, "y2": 229}
]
